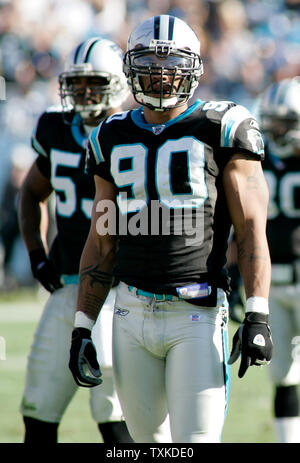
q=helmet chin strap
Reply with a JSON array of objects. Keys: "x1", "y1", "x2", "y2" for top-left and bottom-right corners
[
  {"x1": 138, "y1": 93, "x2": 179, "y2": 111},
  {"x1": 78, "y1": 107, "x2": 108, "y2": 127},
  {"x1": 76, "y1": 103, "x2": 105, "y2": 124},
  {"x1": 77, "y1": 105, "x2": 103, "y2": 118},
  {"x1": 79, "y1": 109, "x2": 102, "y2": 119}
]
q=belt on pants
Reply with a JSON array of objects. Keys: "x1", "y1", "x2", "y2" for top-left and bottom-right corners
[
  {"x1": 61, "y1": 274, "x2": 79, "y2": 285},
  {"x1": 127, "y1": 285, "x2": 181, "y2": 301}
]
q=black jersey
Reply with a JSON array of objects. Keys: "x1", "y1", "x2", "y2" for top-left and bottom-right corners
[
  {"x1": 87, "y1": 99, "x2": 264, "y2": 298},
  {"x1": 31, "y1": 108, "x2": 94, "y2": 275},
  {"x1": 263, "y1": 145, "x2": 300, "y2": 264}
]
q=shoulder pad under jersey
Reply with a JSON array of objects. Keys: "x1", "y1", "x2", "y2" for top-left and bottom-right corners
[{"x1": 201, "y1": 100, "x2": 264, "y2": 157}]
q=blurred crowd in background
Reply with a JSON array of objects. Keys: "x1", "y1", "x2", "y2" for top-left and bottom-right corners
[{"x1": 0, "y1": 0, "x2": 299, "y2": 290}]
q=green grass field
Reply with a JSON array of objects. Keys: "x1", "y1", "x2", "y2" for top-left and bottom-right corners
[{"x1": 0, "y1": 287, "x2": 277, "y2": 443}]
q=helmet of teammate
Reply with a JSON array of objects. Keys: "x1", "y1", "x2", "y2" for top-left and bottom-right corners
[
  {"x1": 59, "y1": 37, "x2": 129, "y2": 122},
  {"x1": 123, "y1": 15, "x2": 203, "y2": 111},
  {"x1": 259, "y1": 76, "x2": 300, "y2": 158}
]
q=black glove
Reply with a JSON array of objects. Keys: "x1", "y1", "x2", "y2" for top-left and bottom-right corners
[
  {"x1": 228, "y1": 312, "x2": 273, "y2": 378},
  {"x1": 29, "y1": 248, "x2": 63, "y2": 293},
  {"x1": 69, "y1": 327, "x2": 102, "y2": 388}
]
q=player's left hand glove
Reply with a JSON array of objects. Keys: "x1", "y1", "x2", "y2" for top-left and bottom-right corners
[
  {"x1": 69, "y1": 328, "x2": 102, "y2": 387},
  {"x1": 29, "y1": 248, "x2": 63, "y2": 293},
  {"x1": 228, "y1": 312, "x2": 273, "y2": 378}
]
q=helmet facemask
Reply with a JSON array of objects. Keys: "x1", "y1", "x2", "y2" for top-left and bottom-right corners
[
  {"x1": 58, "y1": 38, "x2": 129, "y2": 125},
  {"x1": 124, "y1": 39, "x2": 203, "y2": 111},
  {"x1": 59, "y1": 68, "x2": 124, "y2": 124}
]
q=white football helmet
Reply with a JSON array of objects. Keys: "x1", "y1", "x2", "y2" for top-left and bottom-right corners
[
  {"x1": 123, "y1": 15, "x2": 203, "y2": 111},
  {"x1": 59, "y1": 37, "x2": 129, "y2": 122},
  {"x1": 259, "y1": 76, "x2": 300, "y2": 158}
]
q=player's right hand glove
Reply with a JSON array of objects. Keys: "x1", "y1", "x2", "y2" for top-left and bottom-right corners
[
  {"x1": 228, "y1": 312, "x2": 273, "y2": 378},
  {"x1": 69, "y1": 327, "x2": 102, "y2": 388},
  {"x1": 29, "y1": 248, "x2": 63, "y2": 293}
]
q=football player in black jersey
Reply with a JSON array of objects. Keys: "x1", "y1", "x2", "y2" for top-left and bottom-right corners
[
  {"x1": 18, "y1": 38, "x2": 133, "y2": 443},
  {"x1": 68, "y1": 15, "x2": 273, "y2": 443},
  {"x1": 259, "y1": 77, "x2": 300, "y2": 443}
]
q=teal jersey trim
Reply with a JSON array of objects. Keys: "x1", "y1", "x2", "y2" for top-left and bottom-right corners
[
  {"x1": 90, "y1": 124, "x2": 105, "y2": 162},
  {"x1": 223, "y1": 119, "x2": 236, "y2": 148},
  {"x1": 222, "y1": 306, "x2": 231, "y2": 418},
  {"x1": 130, "y1": 100, "x2": 203, "y2": 133},
  {"x1": 62, "y1": 274, "x2": 79, "y2": 285},
  {"x1": 71, "y1": 114, "x2": 88, "y2": 149}
]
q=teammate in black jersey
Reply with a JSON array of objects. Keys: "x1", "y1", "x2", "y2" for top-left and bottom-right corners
[
  {"x1": 18, "y1": 38, "x2": 133, "y2": 443},
  {"x1": 69, "y1": 15, "x2": 273, "y2": 443},
  {"x1": 259, "y1": 77, "x2": 300, "y2": 443}
]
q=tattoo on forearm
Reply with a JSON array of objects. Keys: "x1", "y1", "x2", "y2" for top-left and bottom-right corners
[
  {"x1": 237, "y1": 241, "x2": 267, "y2": 263},
  {"x1": 82, "y1": 293, "x2": 107, "y2": 315},
  {"x1": 80, "y1": 265, "x2": 113, "y2": 289},
  {"x1": 250, "y1": 252, "x2": 267, "y2": 262}
]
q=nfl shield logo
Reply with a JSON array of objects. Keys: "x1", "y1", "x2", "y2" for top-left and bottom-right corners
[{"x1": 152, "y1": 125, "x2": 165, "y2": 135}]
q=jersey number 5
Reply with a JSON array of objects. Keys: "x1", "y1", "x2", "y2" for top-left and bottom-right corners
[{"x1": 50, "y1": 149, "x2": 92, "y2": 218}]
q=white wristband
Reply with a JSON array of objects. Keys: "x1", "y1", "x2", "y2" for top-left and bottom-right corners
[
  {"x1": 74, "y1": 311, "x2": 95, "y2": 331},
  {"x1": 245, "y1": 296, "x2": 269, "y2": 315}
]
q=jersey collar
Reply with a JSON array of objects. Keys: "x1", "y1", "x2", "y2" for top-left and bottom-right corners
[
  {"x1": 71, "y1": 113, "x2": 88, "y2": 148},
  {"x1": 131, "y1": 99, "x2": 202, "y2": 134}
]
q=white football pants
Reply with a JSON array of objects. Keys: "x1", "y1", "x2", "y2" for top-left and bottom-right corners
[
  {"x1": 269, "y1": 283, "x2": 300, "y2": 386},
  {"x1": 112, "y1": 282, "x2": 230, "y2": 443},
  {"x1": 20, "y1": 284, "x2": 123, "y2": 423}
]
